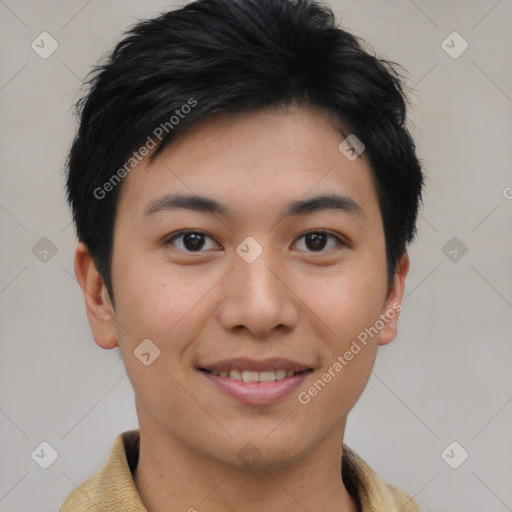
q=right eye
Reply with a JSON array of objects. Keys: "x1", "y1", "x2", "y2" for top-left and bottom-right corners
[{"x1": 165, "y1": 230, "x2": 222, "y2": 252}]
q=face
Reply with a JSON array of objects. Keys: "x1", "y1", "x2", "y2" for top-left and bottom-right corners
[{"x1": 79, "y1": 103, "x2": 408, "y2": 468}]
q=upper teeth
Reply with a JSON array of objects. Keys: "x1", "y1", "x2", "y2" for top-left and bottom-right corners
[{"x1": 211, "y1": 369, "x2": 295, "y2": 381}]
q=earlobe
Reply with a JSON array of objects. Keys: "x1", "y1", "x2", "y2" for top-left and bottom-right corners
[
  {"x1": 74, "y1": 243, "x2": 118, "y2": 350},
  {"x1": 377, "y1": 252, "x2": 409, "y2": 346}
]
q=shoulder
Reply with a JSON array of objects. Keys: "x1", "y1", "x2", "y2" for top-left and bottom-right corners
[
  {"x1": 342, "y1": 444, "x2": 422, "y2": 512},
  {"x1": 60, "y1": 430, "x2": 146, "y2": 512},
  {"x1": 59, "y1": 472, "x2": 102, "y2": 512}
]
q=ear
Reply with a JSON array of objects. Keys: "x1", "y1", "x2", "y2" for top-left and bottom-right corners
[
  {"x1": 377, "y1": 252, "x2": 409, "y2": 346},
  {"x1": 74, "y1": 243, "x2": 118, "y2": 349}
]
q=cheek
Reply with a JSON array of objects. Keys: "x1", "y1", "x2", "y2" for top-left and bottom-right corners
[
  {"x1": 113, "y1": 250, "x2": 193, "y2": 334},
  {"x1": 297, "y1": 275, "x2": 382, "y2": 421},
  {"x1": 305, "y1": 266, "x2": 387, "y2": 342},
  {"x1": 111, "y1": 252, "x2": 220, "y2": 378},
  {"x1": 111, "y1": 258, "x2": 204, "y2": 409}
]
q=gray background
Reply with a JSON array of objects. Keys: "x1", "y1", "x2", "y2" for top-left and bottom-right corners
[{"x1": 1, "y1": 1, "x2": 511, "y2": 511}]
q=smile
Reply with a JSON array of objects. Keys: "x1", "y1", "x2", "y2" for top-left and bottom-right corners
[
  {"x1": 206, "y1": 369, "x2": 297, "y2": 381},
  {"x1": 198, "y1": 358, "x2": 314, "y2": 404}
]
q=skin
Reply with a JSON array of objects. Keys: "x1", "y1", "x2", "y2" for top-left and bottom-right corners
[{"x1": 75, "y1": 103, "x2": 409, "y2": 512}]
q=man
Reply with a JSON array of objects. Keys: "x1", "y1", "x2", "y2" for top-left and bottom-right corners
[{"x1": 61, "y1": 0, "x2": 424, "y2": 510}]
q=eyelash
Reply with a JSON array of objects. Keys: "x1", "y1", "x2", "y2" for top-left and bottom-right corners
[{"x1": 165, "y1": 229, "x2": 346, "y2": 253}]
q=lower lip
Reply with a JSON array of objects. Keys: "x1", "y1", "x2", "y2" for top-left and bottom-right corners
[{"x1": 200, "y1": 371, "x2": 311, "y2": 405}]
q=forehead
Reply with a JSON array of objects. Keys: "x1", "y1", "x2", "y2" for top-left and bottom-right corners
[{"x1": 116, "y1": 104, "x2": 380, "y2": 224}]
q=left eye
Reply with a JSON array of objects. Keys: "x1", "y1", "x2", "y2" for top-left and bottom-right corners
[{"x1": 293, "y1": 231, "x2": 344, "y2": 252}]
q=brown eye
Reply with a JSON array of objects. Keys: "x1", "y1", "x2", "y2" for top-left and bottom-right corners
[
  {"x1": 166, "y1": 231, "x2": 220, "y2": 252},
  {"x1": 293, "y1": 231, "x2": 344, "y2": 252}
]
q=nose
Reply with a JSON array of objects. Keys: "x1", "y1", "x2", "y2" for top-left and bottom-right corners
[{"x1": 216, "y1": 246, "x2": 300, "y2": 338}]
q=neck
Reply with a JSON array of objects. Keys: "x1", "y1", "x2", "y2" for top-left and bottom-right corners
[{"x1": 132, "y1": 414, "x2": 359, "y2": 512}]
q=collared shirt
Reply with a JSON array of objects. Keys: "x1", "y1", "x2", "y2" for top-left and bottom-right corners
[{"x1": 60, "y1": 430, "x2": 422, "y2": 512}]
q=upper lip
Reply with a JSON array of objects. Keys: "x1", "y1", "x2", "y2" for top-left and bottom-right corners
[{"x1": 198, "y1": 358, "x2": 313, "y2": 373}]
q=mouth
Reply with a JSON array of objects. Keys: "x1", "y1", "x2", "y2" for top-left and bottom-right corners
[
  {"x1": 199, "y1": 368, "x2": 311, "y2": 382},
  {"x1": 197, "y1": 358, "x2": 314, "y2": 404}
]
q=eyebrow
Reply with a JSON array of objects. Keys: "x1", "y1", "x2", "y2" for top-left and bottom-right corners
[{"x1": 143, "y1": 193, "x2": 364, "y2": 219}]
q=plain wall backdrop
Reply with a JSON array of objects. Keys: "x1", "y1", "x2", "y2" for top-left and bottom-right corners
[{"x1": 1, "y1": 1, "x2": 511, "y2": 511}]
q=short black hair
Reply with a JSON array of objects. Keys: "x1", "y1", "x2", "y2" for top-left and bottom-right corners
[{"x1": 65, "y1": 0, "x2": 423, "y2": 303}]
